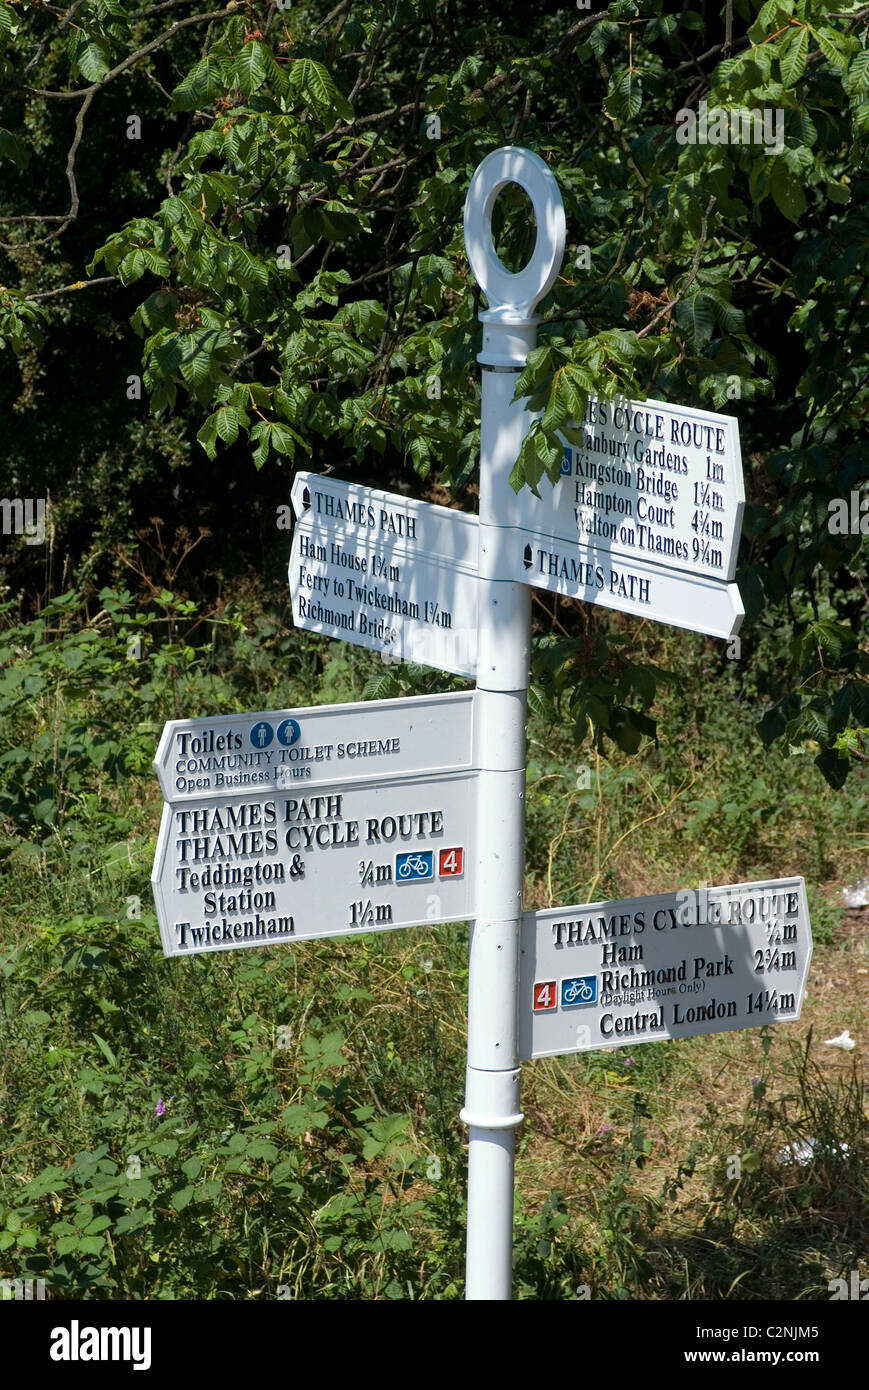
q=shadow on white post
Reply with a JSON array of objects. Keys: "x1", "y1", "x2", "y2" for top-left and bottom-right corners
[{"x1": 461, "y1": 148, "x2": 565, "y2": 1300}]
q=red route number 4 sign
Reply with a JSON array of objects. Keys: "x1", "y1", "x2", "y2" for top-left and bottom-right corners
[
  {"x1": 533, "y1": 981, "x2": 557, "y2": 1012},
  {"x1": 439, "y1": 847, "x2": 464, "y2": 877}
]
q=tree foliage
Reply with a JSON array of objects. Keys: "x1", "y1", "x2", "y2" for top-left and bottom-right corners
[{"x1": 1, "y1": 0, "x2": 867, "y2": 780}]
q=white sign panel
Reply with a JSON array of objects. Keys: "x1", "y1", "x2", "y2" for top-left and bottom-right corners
[
  {"x1": 154, "y1": 691, "x2": 476, "y2": 802},
  {"x1": 513, "y1": 534, "x2": 744, "y2": 639},
  {"x1": 289, "y1": 473, "x2": 479, "y2": 678},
  {"x1": 519, "y1": 878, "x2": 811, "y2": 1060},
  {"x1": 492, "y1": 396, "x2": 744, "y2": 582},
  {"x1": 152, "y1": 772, "x2": 476, "y2": 957},
  {"x1": 487, "y1": 394, "x2": 745, "y2": 638}
]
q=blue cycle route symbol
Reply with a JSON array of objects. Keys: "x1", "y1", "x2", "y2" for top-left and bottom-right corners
[
  {"x1": 395, "y1": 851, "x2": 434, "y2": 882},
  {"x1": 250, "y1": 721, "x2": 274, "y2": 749},
  {"x1": 560, "y1": 448, "x2": 572, "y2": 477},
  {"x1": 561, "y1": 976, "x2": 597, "y2": 1008},
  {"x1": 277, "y1": 719, "x2": 301, "y2": 747}
]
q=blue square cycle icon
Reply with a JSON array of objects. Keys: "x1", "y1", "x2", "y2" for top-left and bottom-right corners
[
  {"x1": 561, "y1": 976, "x2": 597, "y2": 1008},
  {"x1": 395, "y1": 851, "x2": 434, "y2": 882}
]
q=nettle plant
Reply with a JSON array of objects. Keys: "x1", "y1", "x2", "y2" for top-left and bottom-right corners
[{"x1": 0, "y1": 0, "x2": 867, "y2": 778}]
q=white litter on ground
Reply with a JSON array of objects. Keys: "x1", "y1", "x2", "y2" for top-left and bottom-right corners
[
  {"x1": 776, "y1": 1137, "x2": 851, "y2": 1166},
  {"x1": 841, "y1": 877, "x2": 869, "y2": 908}
]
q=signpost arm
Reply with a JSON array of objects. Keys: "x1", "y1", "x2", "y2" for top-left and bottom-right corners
[{"x1": 462, "y1": 149, "x2": 565, "y2": 1300}]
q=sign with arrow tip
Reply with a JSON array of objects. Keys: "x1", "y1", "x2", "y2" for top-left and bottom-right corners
[
  {"x1": 491, "y1": 395, "x2": 745, "y2": 638},
  {"x1": 289, "y1": 472, "x2": 480, "y2": 676}
]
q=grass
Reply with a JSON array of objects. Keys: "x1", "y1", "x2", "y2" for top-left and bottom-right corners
[{"x1": 1, "y1": 577, "x2": 867, "y2": 1299}]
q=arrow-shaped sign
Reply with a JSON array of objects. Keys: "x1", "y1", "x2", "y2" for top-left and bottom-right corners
[{"x1": 290, "y1": 473, "x2": 481, "y2": 677}]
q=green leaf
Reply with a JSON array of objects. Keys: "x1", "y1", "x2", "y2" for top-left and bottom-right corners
[
  {"x1": 0, "y1": 128, "x2": 29, "y2": 168},
  {"x1": 231, "y1": 244, "x2": 269, "y2": 290},
  {"x1": 73, "y1": 40, "x2": 111, "y2": 83},
  {"x1": 605, "y1": 69, "x2": 643, "y2": 122},
  {"x1": 847, "y1": 50, "x2": 869, "y2": 94},
  {"x1": 197, "y1": 413, "x2": 219, "y2": 461},
  {"x1": 92, "y1": 1033, "x2": 117, "y2": 1068},
  {"x1": 808, "y1": 619, "x2": 855, "y2": 661},
  {"x1": 215, "y1": 405, "x2": 241, "y2": 445},
  {"x1": 171, "y1": 1186, "x2": 195, "y2": 1212},
  {"x1": 141, "y1": 248, "x2": 170, "y2": 277},
  {"x1": 269, "y1": 1158, "x2": 299, "y2": 1185},
  {"x1": 178, "y1": 334, "x2": 214, "y2": 390},
  {"x1": 360, "y1": 1114, "x2": 410, "y2": 1160},
  {"x1": 195, "y1": 1180, "x2": 222, "y2": 1202},
  {"x1": 536, "y1": 428, "x2": 563, "y2": 478},
  {"x1": 282, "y1": 1103, "x2": 328, "y2": 1137},
  {"x1": 118, "y1": 249, "x2": 146, "y2": 284},
  {"x1": 770, "y1": 159, "x2": 807, "y2": 222},
  {"x1": 234, "y1": 41, "x2": 271, "y2": 96},
  {"x1": 369, "y1": 1227, "x2": 412, "y2": 1253},
  {"x1": 77, "y1": 1235, "x2": 106, "y2": 1255},
  {"x1": 780, "y1": 26, "x2": 809, "y2": 87},
  {"x1": 811, "y1": 25, "x2": 849, "y2": 70},
  {"x1": 589, "y1": 20, "x2": 619, "y2": 56},
  {"x1": 542, "y1": 383, "x2": 569, "y2": 432},
  {"x1": 61, "y1": 645, "x2": 86, "y2": 671},
  {"x1": 73, "y1": 1203, "x2": 94, "y2": 1230},
  {"x1": 246, "y1": 1138, "x2": 279, "y2": 1162},
  {"x1": 250, "y1": 419, "x2": 298, "y2": 465},
  {"x1": 22, "y1": 1166, "x2": 68, "y2": 1201},
  {"x1": 527, "y1": 684, "x2": 557, "y2": 724},
  {"x1": 172, "y1": 55, "x2": 226, "y2": 110},
  {"x1": 119, "y1": 1177, "x2": 152, "y2": 1202},
  {"x1": 407, "y1": 435, "x2": 431, "y2": 477},
  {"x1": 789, "y1": 107, "x2": 817, "y2": 146},
  {"x1": 705, "y1": 290, "x2": 746, "y2": 336},
  {"x1": 612, "y1": 711, "x2": 643, "y2": 754},
  {"x1": 815, "y1": 747, "x2": 849, "y2": 789},
  {"x1": 796, "y1": 704, "x2": 830, "y2": 742},
  {"x1": 114, "y1": 1207, "x2": 151, "y2": 1235},
  {"x1": 292, "y1": 58, "x2": 353, "y2": 120},
  {"x1": 675, "y1": 294, "x2": 716, "y2": 350}
]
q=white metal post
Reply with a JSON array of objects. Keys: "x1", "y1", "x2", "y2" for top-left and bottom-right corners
[{"x1": 461, "y1": 149, "x2": 565, "y2": 1300}]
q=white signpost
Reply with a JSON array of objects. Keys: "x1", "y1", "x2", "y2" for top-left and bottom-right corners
[
  {"x1": 289, "y1": 472, "x2": 480, "y2": 677},
  {"x1": 154, "y1": 690, "x2": 476, "y2": 802},
  {"x1": 459, "y1": 147, "x2": 565, "y2": 1302},
  {"x1": 153, "y1": 146, "x2": 808, "y2": 1306},
  {"x1": 152, "y1": 770, "x2": 476, "y2": 956},
  {"x1": 519, "y1": 878, "x2": 811, "y2": 1060},
  {"x1": 458, "y1": 147, "x2": 760, "y2": 1302}
]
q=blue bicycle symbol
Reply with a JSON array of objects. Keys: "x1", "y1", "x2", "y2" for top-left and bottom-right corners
[
  {"x1": 396, "y1": 851, "x2": 433, "y2": 881},
  {"x1": 561, "y1": 976, "x2": 597, "y2": 1007}
]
